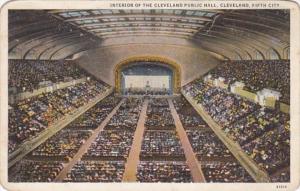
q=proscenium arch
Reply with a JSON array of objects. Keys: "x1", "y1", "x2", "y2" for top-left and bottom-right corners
[{"x1": 114, "y1": 56, "x2": 181, "y2": 94}]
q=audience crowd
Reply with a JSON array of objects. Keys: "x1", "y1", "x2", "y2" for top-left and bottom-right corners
[
  {"x1": 184, "y1": 81, "x2": 259, "y2": 127},
  {"x1": 8, "y1": 81, "x2": 290, "y2": 183},
  {"x1": 270, "y1": 168, "x2": 290, "y2": 182},
  {"x1": 183, "y1": 78, "x2": 290, "y2": 182},
  {"x1": 137, "y1": 161, "x2": 192, "y2": 182},
  {"x1": 9, "y1": 160, "x2": 64, "y2": 182},
  {"x1": 146, "y1": 99, "x2": 175, "y2": 130},
  {"x1": 172, "y1": 96, "x2": 208, "y2": 129},
  {"x1": 140, "y1": 131, "x2": 185, "y2": 159},
  {"x1": 8, "y1": 79, "x2": 108, "y2": 153},
  {"x1": 242, "y1": 126, "x2": 290, "y2": 174},
  {"x1": 84, "y1": 130, "x2": 134, "y2": 160},
  {"x1": 64, "y1": 161, "x2": 125, "y2": 182},
  {"x1": 201, "y1": 162, "x2": 254, "y2": 182},
  {"x1": 9, "y1": 59, "x2": 89, "y2": 93},
  {"x1": 186, "y1": 130, "x2": 232, "y2": 159},
  {"x1": 208, "y1": 60, "x2": 290, "y2": 103},
  {"x1": 68, "y1": 96, "x2": 122, "y2": 129},
  {"x1": 30, "y1": 130, "x2": 92, "y2": 161},
  {"x1": 223, "y1": 108, "x2": 290, "y2": 146},
  {"x1": 105, "y1": 98, "x2": 143, "y2": 131}
]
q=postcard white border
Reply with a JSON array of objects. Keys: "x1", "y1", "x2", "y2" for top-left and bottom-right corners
[{"x1": 0, "y1": 1, "x2": 299, "y2": 191}]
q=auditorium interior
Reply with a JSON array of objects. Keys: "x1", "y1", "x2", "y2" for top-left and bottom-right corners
[{"x1": 7, "y1": 9, "x2": 290, "y2": 183}]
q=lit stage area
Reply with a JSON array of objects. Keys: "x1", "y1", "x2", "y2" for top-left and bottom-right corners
[{"x1": 120, "y1": 62, "x2": 173, "y2": 96}]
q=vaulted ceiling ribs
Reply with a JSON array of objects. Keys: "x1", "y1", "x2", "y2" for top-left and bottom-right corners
[{"x1": 9, "y1": 9, "x2": 290, "y2": 60}]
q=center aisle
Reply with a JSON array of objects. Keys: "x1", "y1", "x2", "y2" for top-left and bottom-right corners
[
  {"x1": 54, "y1": 98, "x2": 125, "y2": 182},
  {"x1": 122, "y1": 99, "x2": 149, "y2": 182},
  {"x1": 168, "y1": 99, "x2": 206, "y2": 183}
]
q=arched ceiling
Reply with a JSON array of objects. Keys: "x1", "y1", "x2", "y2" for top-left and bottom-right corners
[{"x1": 9, "y1": 9, "x2": 290, "y2": 60}]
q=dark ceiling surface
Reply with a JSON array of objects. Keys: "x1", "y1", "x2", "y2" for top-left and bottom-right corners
[{"x1": 8, "y1": 9, "x2": 290, "y2": 60}]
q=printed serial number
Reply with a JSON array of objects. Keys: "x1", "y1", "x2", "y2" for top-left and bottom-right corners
[{"x1": 276, "y1": 185, "x2": 287, "y2": 189}]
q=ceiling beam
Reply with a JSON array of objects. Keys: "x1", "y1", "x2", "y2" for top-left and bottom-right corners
[{"x1": 64, "y1": 14, "x2": 213, "y2": 22}]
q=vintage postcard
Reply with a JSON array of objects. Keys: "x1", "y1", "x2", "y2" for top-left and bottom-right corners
[{"x1": 0, "y1": 0, "x2": 299, "y2": 191}]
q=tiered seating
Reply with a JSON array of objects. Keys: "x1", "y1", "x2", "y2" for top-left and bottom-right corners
[
  {"x1": 8, "y1": 79, "x2": 108, "y2": 154},
  {"x1": 68, "y1": 96, "x2": 122, "y2": 129},
  {"x1": 64, "y1": 161, "x2": 125, "y2": 182},
  {"x1": 242, "y1": 127, "x2": 290, "y2": 174},
  {"x1": 270, "y1": 168, "x2": 290, "y2": 182},
  {"x1": 223, "y1": 108, "x2": 289, "y2": 146},
  {"x1": 83, "y1": 130, "x2": 134, "y2": 160},
  {"x1": 29, "y1": 130, "x2": 92, "y2": 161},
  {"x1": 65, "y1": 98, "x2": 143, "y2": 182},
  {"x1": 186, "y1": 131, "x2": 232, "y2": 160},
  {"x1": 173, "y1": 96, "x2": 253, "y2": 182},
  {"x1": 105, "y1": 98, "x2": 143, "y2": 131},
  {"x1": 137, "y1": 161, "x2": 192, "y2": 182},
  {"x1": 173, "y1": 97, "x2": 208, "y2": 130},
  {"x1": 208, "y1": 60, "x2": 290, "y2": 103},
  {"x1": 140, "y1": 131, "x2": 185, "y2": 160},
  {"x1": 145, "y1": 98, "x2": 175, "y2": 130},
  {"x1": 138, "y1": 98, "x2": 192, "y2": 182},
  {"x1": 183, "y1": 78, "x2": 290, "y2": 182},
  {"x1": 9, "y1": 59, "x2": 89, "y2": 92},
  {"x1": 183, "y1": 81, "x2": 259, "y2": 127},
  {"x1": 9, "y1": 160, "x2": 64, "y2": 182},
  {"x1": 201, "y1": 162, "x2": 254, "y2": 182},
  {"x1": 9, "y1": 95, "x2": 122, "y2": 182}
]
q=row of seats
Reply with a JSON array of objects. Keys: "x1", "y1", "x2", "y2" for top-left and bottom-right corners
[
  {"x1": 183, "y1": 79, "x2": 290, "y2": 182},
  {"x1": 9, "y1": 59, "x2": 89, "y2": 93},
  {"x1": 106, "y1": 98, "x2": 143, "y2": 131},
  {"x1": 65, "y1": 98, "x2": 144, "y2": 182},
  {"x1": 8, "y1": 79, "x2": 108, "y2": 153},
  {"x1": 173, "y1": 97, "x2": 208, "y2": 129},
  {"x1": 242, "y1": 127, "x2": 290, "y2": 174},
  {"x1": 224, "y1": 108, "x2": 289, "y2": 146},
  {"x1": 83, "y1": 130, "x2": 134, "y2": 159},
  {"x1": 145, "y1": 99, "x2": 175, "y2": 130},
  {"x1": 64, "y1": 161, "x2": 125, "y2": 182},
  {"x1": 270, "y1": 168, "x2": 290, "y2": 182},
  {"x1": 29, "y1": 130, "x2": 92, "y2": 161},
  {"x1": 138, "y1": 98, "x2": 192, "y2": 181},
  {"x1": 68, "y1": 96, "x2": 122, "y2": 129},
  {"x1": 9, "y1": 92, "x2": 289, "y2": 182},
  {"x1": 137, "y1": 161, "x2": 192, "y2": 182},
  {"x1": 9, "y1": 160, "x2": 64, "y2": 182},
  {"x1": 140, "y1": 131, "x2": 185, "y2": 159},
  {"x1": 173, "y1": 96, "x2": 254, "y2": 182},
  {"x1": 8, "y1": 95, "x2": 124, "y2": 182},
  {"x1": 186, "y1": 130, "x2": 232, "y2": 159},
  {"x1": 201, "y1": 162, "x2": 254, "y2": 182}
]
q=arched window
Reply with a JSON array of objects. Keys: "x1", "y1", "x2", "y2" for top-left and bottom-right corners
[
  {"x1": 267, "y1": 48, "x2": 280, "y2": 60},
  {"x1": 254, "y1": 50, "x2": 264, "y2": 60}
]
